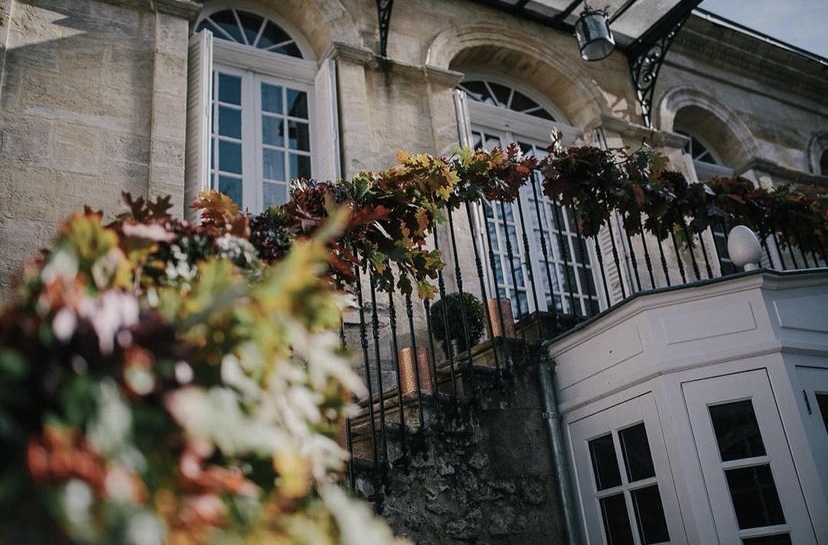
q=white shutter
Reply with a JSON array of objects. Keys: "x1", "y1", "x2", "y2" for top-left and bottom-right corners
[
  {"x1": 184, "y1": 29, "x2": 213, "y2": 221},
  {"x1": 453, "y1": 89, "x2": 473, "y2": 148},
  {"x1": 313, "y1": 57, "x2": 340, "y2": 182},
  {"x1": 593, "y1": 217, "x2": 629, "y2": 308}
]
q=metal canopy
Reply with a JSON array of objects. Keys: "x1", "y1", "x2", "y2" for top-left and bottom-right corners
[
  {"x1": 373, "y1": 0, "x2": 703, "y2": 126},
  {"x1": 468, "y1": 0, "x2": 703, "y2": 126},
  {"x1": 471, "y1": 0, "x2": 701, "y2": 50}
]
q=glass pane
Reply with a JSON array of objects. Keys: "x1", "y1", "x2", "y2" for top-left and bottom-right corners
[
  {"x1": 263, "y1": 182, "x2": 287, "y2": 208},
  {"x1": 288, "y1": 120, "x2": 310, "y2": 151},
  {"x1": 208, "y1": 10, "x2": 244, "y2": 43},
  {"x1": 725, "y1": 464, "x2": 785, "y2": 529},
  {"x1": 742, "y1": 534, "x2": 793, "y2": 545},
  {"x1": 816, "y1": 393, "x2": 828, "y2": 434},
  {"x1": 262, "y1": 116, "x2": 284, "y2": 147},
  {"x1": 619, "y1": 423, "x2": 656, "y2": 482},
  {"x1": 287, "y1": 89, "x2": 308, "y2": 119},
  {"x1": 510, "y1": 90, "x2": 537, "y2": 111},
  {"x1": 709, "y1": 400, "x2": 766, "y2": 461},
  {"x1": 289, "y1": 154, "x2": 311, "y2": 180},
  {"x1": 261, "y1": 84, "x2": 283, "y2": 114},
  {"x1": 488, "y1": 81, "x2": 512, "y2": 107},
  {"x1": 219, "y1": 175, "x2": 242, "y2": 206},
  {"x1": 259, "y1": 20, "x2": 293, "y2": 50},
  {"x1": 460, "y1": 81, "x2": 492, "y2": 104},
  {"x1": 236, "y1": 10, "x2": 264, "y2": 46},
  {"x1": 218, "y1": 73, "x2": 241, "y2": 105},
  {"x1": 589, "y1": 434, "x2": 622, "y2": 491},
  {"x1": 631, "y1": 485, "x2": 669, "y2": 544},
  {"x1": 263, "y1": 149, "x2": 285, "y2": 180},
  {"x1": 218, "y1": 106, "x2": 241, "y2": 139},
  {"x1": 275, "y1": 41, "x2": 302, "y2": 58},
  {"x1": 484, "y1": 133, "x2": 501, "y2": 151},
  {"x1": 218, "y1": 140, "x2": 242, "y2": 174},
  {"x1": 599, "y1": 493, "x2": 634, "y2": 545}
]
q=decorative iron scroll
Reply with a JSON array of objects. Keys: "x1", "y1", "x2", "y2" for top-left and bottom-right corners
[
  {"x1": 628, "y1": 0, "x2": 701, "y2": 127},
  {"x1": 376, "y1": 0, "x2": 394, "y2": 58}
]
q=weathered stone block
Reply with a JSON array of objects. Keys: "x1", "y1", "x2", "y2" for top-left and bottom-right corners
[
  {"x1": 0, "y1": 116, "x2": 53, "y2": 167},
  {"x1": 53, "y1": 122, "x2": 101, "y2": 175}
]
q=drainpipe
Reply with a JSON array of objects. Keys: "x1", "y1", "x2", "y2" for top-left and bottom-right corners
[{"x1": 538, "y1": 346, "x2": 584, "y2": 545}]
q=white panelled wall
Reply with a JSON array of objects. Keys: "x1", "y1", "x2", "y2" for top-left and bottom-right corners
[{"x1": 550, "y1": 270, "x2": 828, "y2": 545}]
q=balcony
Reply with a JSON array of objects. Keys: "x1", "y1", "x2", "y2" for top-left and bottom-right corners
[{"x1": 336, "y1": 147, "x2": 828, "y2": 512}]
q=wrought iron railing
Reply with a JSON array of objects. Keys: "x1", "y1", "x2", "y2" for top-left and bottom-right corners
[{"x1": 340, "y1": 191, "x2": 828, "y2": 500}]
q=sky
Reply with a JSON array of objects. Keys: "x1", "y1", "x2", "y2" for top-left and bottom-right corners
[{"x1": 699, "y1": 0, "x2": 828, "y2": 58}]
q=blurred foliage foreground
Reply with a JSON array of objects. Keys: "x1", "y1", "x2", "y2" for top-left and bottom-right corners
[{"x1": 0, "y1": 191, "x2": 411, "y2": 545}]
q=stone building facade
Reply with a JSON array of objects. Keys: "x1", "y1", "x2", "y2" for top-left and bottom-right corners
[
  {"x1": 1, "y1": 1, "x2": 827, "y2": 543},
  {"x1": 1, "y1": 0, "x2": 826, "y2": 300}
]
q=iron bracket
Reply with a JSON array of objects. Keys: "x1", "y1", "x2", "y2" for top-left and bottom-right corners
[
  {"x1": 376, "y1": 0, "x2": 394, "y2": 58},
  {"x1": 627, "y1": 0, "x2": 702, "y2": 128}
]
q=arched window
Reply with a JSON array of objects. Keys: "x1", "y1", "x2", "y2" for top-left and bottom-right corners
[
  {"x1": 675, "y1": 129, "x2": 732, "y2": 180},
  {"x1": 198, "y1": 9, "x2": 303, "y2": 57},
  {"x1": 459, "y1": 79, "x2": 599, "y2": 318},
  {"x1": 189, "y1": 7, "x2": 337, "y2": 214}
]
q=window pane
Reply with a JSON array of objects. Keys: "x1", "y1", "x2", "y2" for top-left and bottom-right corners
[
  {"x1": 619, "y1": 423, "x2": 656, "y2": 482},
  {"x1": 263, "y1": 148, "x2": 285, "y2": 180},
  {"x1": 219, "y1": 175, "x2": 242, "y2": 206},
  {"x1": 262, "y1": 116, "x2": 284, "y2": 147},
  {"x1": 208, "y1": 10, "x2": 244, "y2": 43},
  {"x1": 218, "y1": 140, "x2": 242, "y2": 174},
  {"x1": 236, "y1": 10, "x2": 264, "y2": 46},
  {"x1": 261, "y1": 84, "x2": 283, "y2": 114},
  {"x1": 259, "y1": 20, "x2": 293, "y2": 50},
  {"x1": 218, "y1": 106, "x2": 241, "y2": 139},
  {"x1": 263, "y1": 182, "x2": 287, "y2": 208},
  {"x1": 631, "y1": 485, "x2": 670, "y2": 544},
  {"x1": 460, "y1": 81, "x2": 492, "y2": 104},
  {"x1": 742, "y1": 534, "x2": 793, "y2": 545},
  {"x1": 287, "y1": 89, "x2": 308, "y2": 119},
  {"x1": 288, "y1": 120, "x2": 310, "y2": 151},
  {"x1": 816, "y1": 393, "x2": 828, "y2": 434},
  {"x1": 218, "y1": 73, "x2": 241, "y2": 105},
  {"x1": 589, "y1": 434, "x2": 622, "y2": 491},
  {"x1": 709, "y1": 400, "x2": 766, "y2": 461},
  {"x1": 488, "y1": 81, "x2": 512, "y2": 107},
  {"x1": 289, "y1": 154, "x2": 311, "y2": 180},
  {"x1": 725, "y1": 465, "x2": 785, "y2": 529},
  {"x1": 599, "y1": 493, "x2": 634, "y2": 545}
]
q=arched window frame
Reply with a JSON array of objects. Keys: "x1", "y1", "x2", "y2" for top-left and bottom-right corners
[
  {"x1": 457, "y1": 76, "x2": 600, "y2": 318},
  {"x1": 808, "y1": 133, "x2": 828, "y2": 177},
  {"x1": 674, "y1": 128, "x2": 733, "y2": 181},
  {"x1": 187, "y1": 5, "x2": 339, "y2": 215}
]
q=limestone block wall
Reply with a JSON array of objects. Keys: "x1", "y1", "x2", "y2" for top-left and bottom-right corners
[{"x1": 0, "y1": 0, "x2": 195, "y2": 299}]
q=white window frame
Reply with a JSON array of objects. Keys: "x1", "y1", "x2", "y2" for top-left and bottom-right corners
[
  {"x1": 210, "y1": 40, "x2": 317, "y2": 213},
  {"x1": 682, "y1": 370, "x2": 818, "y2": 544},
  {"x1": 569, "y1": 393, "x2": 687, "y2": 545},
  {"x1": 794, "y1": 366, "x2": 828, "y2": 521},
  {"x1": 465, "y1": 97, "x2": 601, "y2": 318},
  {"x1": 188, "y1": 7, "x2": 339, "y2": 217}
]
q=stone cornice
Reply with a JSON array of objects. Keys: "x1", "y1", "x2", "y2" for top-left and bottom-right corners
[
  {"x1": 597, "y1": 114, "x2": 688, "y2": 149},
  {"x1": 326, "y1": 42, "x2": 375, "y2": 66},
  {"x1": 735, "y1": 157, "x2": 828, "y2": 187},
  {"x1": 99, "y1": 0, "x2": 203, "y2": 20},
  {"x1": 671, "y1": 16, "x2": 828, "y2": 104},
  {"x1": 328, "y1": 42, "x2": 463, "y2": 87}
]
